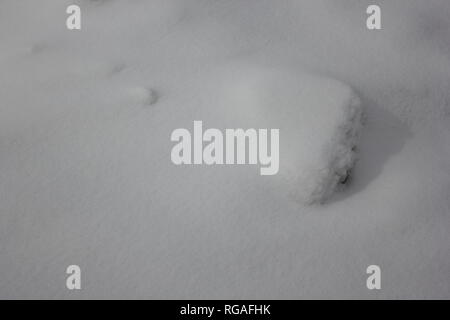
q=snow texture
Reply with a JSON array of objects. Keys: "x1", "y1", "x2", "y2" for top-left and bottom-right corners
[
  {"x1": 211, "y1": 65, "x2": 363, "y2": 204},
  {"x1": 1, "y1": 0, "x2": 450, "y2": 299}
]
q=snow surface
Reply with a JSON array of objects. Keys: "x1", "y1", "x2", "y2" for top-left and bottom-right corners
[
  {"x1": 1, "y1": 0, "x2": 450, "y2": 299},
  {"x1": 209, "y1": 64, "x2": 363, "y2": 204}
]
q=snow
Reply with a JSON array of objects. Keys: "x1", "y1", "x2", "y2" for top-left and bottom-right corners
[
  {"x1": 210, "y1": 64, "x2": 363, "y2": 203},
  {"x1": 127, "y1": 87, "x2": 158, "y2": 106},
  {"x1": 1, "y1": 0, "x2": 450, "y2": 299}
]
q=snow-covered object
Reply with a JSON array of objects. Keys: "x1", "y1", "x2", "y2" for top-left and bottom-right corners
[
  {"x1": 127, "y1": 87, "x2": 158, "y2": 106},
  {"x1": 215, "y1": 65, "x2": 363, "y2": 204}
]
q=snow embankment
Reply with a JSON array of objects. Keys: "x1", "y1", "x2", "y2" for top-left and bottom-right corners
[{"x1": 212, "y1": 65, "x2": 363, "y2": 204}]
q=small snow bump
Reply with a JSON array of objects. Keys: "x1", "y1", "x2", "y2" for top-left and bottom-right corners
[
  {"x1": 127, "y1": 87, "x2": 159, "y2": 106},
  {"x1": 29, "y1": 42, "x2": 47, "y2": 54},
  {"x1": 109, "y1": 62, "x2": 127, "y2": 76}
]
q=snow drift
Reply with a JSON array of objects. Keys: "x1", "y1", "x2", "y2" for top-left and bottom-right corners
[{"x1": 211, "y1": 65, "x2": 363, "y2": 204}]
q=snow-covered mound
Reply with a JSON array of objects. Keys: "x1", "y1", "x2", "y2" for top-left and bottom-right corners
[{"x1": 213, "y1": 65, "x2": 363, "y2": 204}]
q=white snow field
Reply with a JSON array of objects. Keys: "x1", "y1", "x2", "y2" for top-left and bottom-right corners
[
  {"x1": 209, "y1": 64, "x2": 363, "y2": 204},
  {"x1": 1, "y1": 0, "x2": 450, "y2": 299}
]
